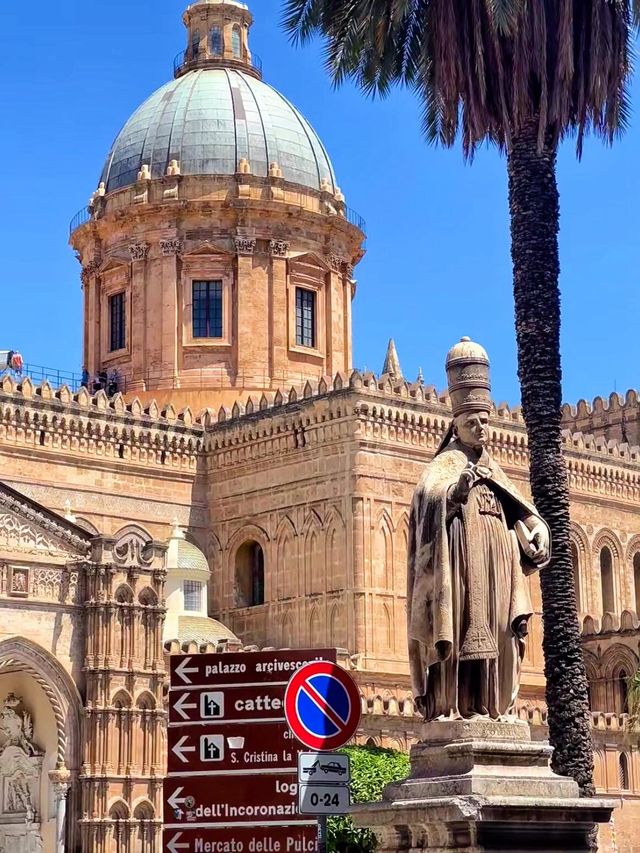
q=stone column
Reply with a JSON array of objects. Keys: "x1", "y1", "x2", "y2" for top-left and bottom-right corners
[
  {"x1": 269, "y1": 240, "x2": 290, "y2": 384},
  {"x1": 49, "y1": 768, "x2": 71, "y2": 853},
  {"x1": 129, "y1": 243, "x2": 149, "y2": 387},
  {"x1": 327, "y1": 254, "x2": 345, "y2": 376},
  {"x1": 159, "y1": 239, "x2": 181, "y2": 389},
  {"x1": 235, "y1": 237, "x2": 259, "y2": 387}
]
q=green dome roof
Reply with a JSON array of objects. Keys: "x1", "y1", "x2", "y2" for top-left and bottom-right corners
[{"x1": 100, "y1": 68, "x2": 336, "y2": 193}]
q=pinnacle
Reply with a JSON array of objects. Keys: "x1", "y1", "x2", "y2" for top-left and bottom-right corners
[{"x1": 381, "y1": 338, "x2": 403, "y2": 381}]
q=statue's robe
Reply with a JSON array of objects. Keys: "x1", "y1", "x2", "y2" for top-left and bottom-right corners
[{"x1": 407, "y1": 439, "x2": 550, "y2": 720}]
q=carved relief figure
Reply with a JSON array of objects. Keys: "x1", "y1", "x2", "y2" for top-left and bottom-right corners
[
  {"x1": 407, "y1": 339, "x2": 550, "y2": 720},
  {"x1": 0, "y1": 695, "x2": 40, "y2": 756},
  {"x1": 10, "y1": 568, "x2": 28, "y2": 596},
  {"x1": 6, "y1": 775, "x2": 31, "y2": 812}
]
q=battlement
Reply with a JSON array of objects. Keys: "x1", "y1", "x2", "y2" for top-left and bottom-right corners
[
  {"x1": 562, "y1": 389, "x2": 640, "y2": 449},
  {"x1": 3, "y1": 372, "x2": 640, "y2": 480},
  {"x1": 581, "y1": 609, "x2": 640, "y2": 636}
]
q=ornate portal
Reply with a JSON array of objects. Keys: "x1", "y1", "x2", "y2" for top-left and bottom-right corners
[{"x1": 407, "y1": 339, "x2": 551, "y2": 720}]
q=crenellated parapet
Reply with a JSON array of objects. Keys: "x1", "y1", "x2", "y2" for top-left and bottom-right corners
[
  {"x1": 0, "y1": 376, "x2": 204, "y2": 470},
  {"x1": 562, "y1": 389, "x2": 640, "y2": 448}
]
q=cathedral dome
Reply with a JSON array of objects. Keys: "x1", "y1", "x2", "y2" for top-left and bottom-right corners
[{"x1": 100, "y1": 68, "x2": 336, "y2": 193}]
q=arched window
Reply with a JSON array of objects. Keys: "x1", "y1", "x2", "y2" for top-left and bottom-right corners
[
  {"x1": 232, "y1": 25, "x2": 242, "y2": 58},
  {"x1": 618, "y1": 753, "x2": 630, "y2": 790},
  {"x1": 634, "y1": 552, "x2": 640, "y2": 616},
  {"x1": 235, "y1": 541, "x2": 265, "y2": 607},
  {"x1": 616, "y1": 670, "x2": 629, "y2": 715},
  {"x1": 571, "y1": 542, "x2": 581, "y2": 611},
  {"x1": 600, "y1": 546, "x2": 615, "y2": 614},
  {"x1": 210, "y1": 26, "x2": 222, "y2": 56}
]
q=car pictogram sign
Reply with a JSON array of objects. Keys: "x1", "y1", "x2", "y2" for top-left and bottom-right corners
[{"x1": 284, "y1": 661, "x2": 361, "y2": 751}]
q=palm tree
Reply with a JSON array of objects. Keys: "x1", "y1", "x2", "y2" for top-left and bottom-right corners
[
  {"x1": 283, "y1": 0, "x2": 640, "y2": 796},
  {"x1": 627, "y1": 670, "x2": 640, "y2": 734}
]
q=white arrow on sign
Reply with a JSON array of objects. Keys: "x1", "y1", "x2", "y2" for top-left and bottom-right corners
[
  {"x1": 173, "y1": 692, "x2": 198, "y2": 720},
  {"x1": 167, "y1": 832, "x2": 190, "y2": 853},
  {"x1": 168, "y1": 787, "x2": 187, "y2": 811},
  {"x1": 175, "y1": 657, "x2": 199, "y2": 684},
  {"x1": 172, "y1": 736, "x2": 196, "y2": 764}
]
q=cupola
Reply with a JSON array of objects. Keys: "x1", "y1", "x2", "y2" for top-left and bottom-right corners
[{"x1": 178, "y1": 0, "x2": 259, "y2": 78}]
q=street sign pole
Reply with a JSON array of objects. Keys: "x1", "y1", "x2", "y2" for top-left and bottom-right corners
[{"x1": 317, "y1": 815, "x2": 327, "y2": 853}]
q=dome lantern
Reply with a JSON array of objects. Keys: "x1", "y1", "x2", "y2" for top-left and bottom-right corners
[{"x1": 177, "y1": 0, "x2": 260, "y2": 79}]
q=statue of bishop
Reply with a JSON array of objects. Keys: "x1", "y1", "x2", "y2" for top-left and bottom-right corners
[{"x1": 407, "y1": 338, "x2": 551, "y2": 721}]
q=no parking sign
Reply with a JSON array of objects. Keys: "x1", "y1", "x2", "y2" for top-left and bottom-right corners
[{"x1": 284, "y1": 660, "x2": 361, "y2": 750}]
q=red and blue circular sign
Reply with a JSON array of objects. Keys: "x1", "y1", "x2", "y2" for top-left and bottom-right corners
[{"x1": 284, "y1": 661, "x2": 361, "y2": 751}]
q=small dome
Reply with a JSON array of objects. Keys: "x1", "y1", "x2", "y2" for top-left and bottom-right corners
[
  {"x1": 176, "y1": 538, "x2": 209, "y2": 573},
  {"x1": 175, "y1": 615, "x2": 239, "y2": 645},
  {"x1": 100, "y1": 69, "x2": 336, "y2": 193}
]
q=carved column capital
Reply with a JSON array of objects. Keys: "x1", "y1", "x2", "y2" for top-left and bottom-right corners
[
  {"x1": 129, "y1": 243, "x2": 150, "y2": 262},
  {"x1": 329, "y1": 254, "x2": 344, "y2": 273},
  {"x1": 269, "y1": 239, "x2": 289, "y2": 257},
  {"x1": 160, "y1": 239, "x2": 182, "y2": 256},
  {"x1": 81, "y1": 259, "x2": 101, "y2": 285},
  {"x1": 235, "y1": 237, "x2": 256, "y2": 256}
]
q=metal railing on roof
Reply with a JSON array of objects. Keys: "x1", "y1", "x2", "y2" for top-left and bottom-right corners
[
  {"x1": 346, "y1": 206, "x2": 366, "y2": 236},
  {"x1": 70, "y1": 206, "x2": 92, "y2": 235},
  {"x1": 173, "y1": 48, "x2": 263, "y2": 78},
  {"x1": 1, "y1": 363, "x2": 86, "y2": 392}
]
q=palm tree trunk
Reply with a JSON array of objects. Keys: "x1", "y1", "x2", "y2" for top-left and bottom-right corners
[{"x1": 507, "y1": 118, "x2": 594, "y2": 797}]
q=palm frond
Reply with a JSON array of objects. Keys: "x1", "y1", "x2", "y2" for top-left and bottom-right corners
[
  {"x1": 626, "y1": 670, "x2": 640, "y2": 734},
  {"x1": 282, "y1": 0, "x2": 640, "y2": 156}
]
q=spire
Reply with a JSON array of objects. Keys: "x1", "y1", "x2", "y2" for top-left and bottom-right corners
[{"x1": 381, "y1": 338, "x2": 403, "y2": 381}]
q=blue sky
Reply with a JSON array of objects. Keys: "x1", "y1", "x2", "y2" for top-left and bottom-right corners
[{"x1": 1, "y1": 0, "x2": 638, "y2": 405}]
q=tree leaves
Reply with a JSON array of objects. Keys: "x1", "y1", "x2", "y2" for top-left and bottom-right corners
[
  {"x1": 282, "y1": 0, "x2": 639, "y2": 156},
  {"x1": 327, "y1": 745, "x2": 410, "y2": 852}
]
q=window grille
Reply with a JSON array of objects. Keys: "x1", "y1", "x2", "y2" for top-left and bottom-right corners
[
  {"x1": 109, "y1": 292, "x2": 126, "y2": 352},
  {"x1": 193, "y1": 281, "x2": 223, "y2": 338},
  {"x1": 618, "y1": 753, "x2": 629, "y2": 790},
  {"x1": 184, "y1": 580, "x2": 203, "y2": 612},
  {"x1": 295, "y1": 287, "x2": 315, "y2": 348}
]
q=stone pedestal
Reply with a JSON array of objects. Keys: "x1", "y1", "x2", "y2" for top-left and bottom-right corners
[{"x1": 351, "y1": 719, "x2": 616, "y2": 853}]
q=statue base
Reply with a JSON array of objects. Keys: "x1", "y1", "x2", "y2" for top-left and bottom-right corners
[{"x1": 350, "y1": 718, "x2": 616, "y2": 852}]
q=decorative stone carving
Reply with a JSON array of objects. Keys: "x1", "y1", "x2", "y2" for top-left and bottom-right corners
[
  {"x1": 235, "y1": 237, "x2": 256, "y2": 256},
  {"x1": 160, "y1": 239, "x2": 182, "y2": 256},
  {"x1": 113, "y1": 532, "x2": 154, "y2": 568},
  {"x1": 0, "y1": 695, "x2": 42, "y2": 757},
  {"x1": 80, "y1": 260, "x2": 101, "y2": 286},
  {"x1": 269, "y1": 239, "x2": 289, "y2": 257},
  {"x1": 0, "y1": 498, "x2": 90, "y2": 557},
  {"x1": 32, "y1": 568, "x2": 58, "y2": 600},
  {"x1": 129, "y1": 243, "x2": 149, "y2": 261},
  {"x1": 329, "y1": 254, "x2": 343, "y2": 273},
  {"x1": 8, "y1": 567, "x2": 29, "y2": 597}
]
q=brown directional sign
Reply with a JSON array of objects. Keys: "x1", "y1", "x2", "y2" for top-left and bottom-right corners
[
  {"x1": 163, "y1": 824, "x2": 318, "y2": 853},
  {"x1": 169, "y1": 684, "x2": 287, "y2": 726},
  {"x1": 169, "y1": 648, "x2": 336, "y2": 689},
  {"x1": 168, "y1": 721, "x2": 304, "y2": 774},
  {"x1": 164, "y1": 772, "x2": 301, "y2": 826}
]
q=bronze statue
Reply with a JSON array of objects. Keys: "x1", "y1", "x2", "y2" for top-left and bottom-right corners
[{"x1": 407, "y1": 338, "x2": 550, "y2": 720}]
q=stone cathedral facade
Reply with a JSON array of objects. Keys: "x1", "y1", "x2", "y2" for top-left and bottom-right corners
[{"x1": 0, "y1": 1, "x2": 639, "y2": 851}]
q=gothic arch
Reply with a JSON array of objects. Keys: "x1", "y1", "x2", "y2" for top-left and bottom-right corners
[
  {"x1": 395, "y1": 514, "x2": 409, "y2": 591},
  {"x1": 592, "y1": 530, "x2": 622, "y2": 615},
  {"x1": 281, "y1": 611, "x2": 295, "y2": 647},
  {"x1": 113, "y1": 523, "x2": 152, "y2": 542},
  {"x1": 374, "y1": 514, "x2": 394, "y2": 590},
  {"x1": 138, "y1": 586, "x2": 158, "y2": 606},
  {"x1": 115, "y1": 583, "x2": 134, "y2": 604},
  {"x1": 325, "y1": 510, "x2": 346, "y2": 592},
  {"x1": 625, "y1": 534, "x2": 640, "y2": 565},
  {"x1": 108, "y1": 798, "x2": 131, "y2": 820},
  {"x1": 276, "y1": 517, "x2": 297, "y2": 600},
  {"x1": 309, "y1": 607, "x2": 322, "y2": 646},
  {"x1": 0, "y1": 635, "x2": 82, "y2": 770},
  {"x1": 111, "y1": 689, "x2": 133, "y2": 708},
  {"x1": 132, "y1": 799, "x2": 155, "y2": 820},
  {"x1": 303, "y1": 514, "x2": 323, "y2": 596},
  {"x1": 600, "y1": 644, "x2": 639, "y2": 680},
  {"x1": 592, "y1": 529, "x2": 623, "y2": 562},
  {"x1": 227, "y1": 523, "x2": 270, "y2": 556}
]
